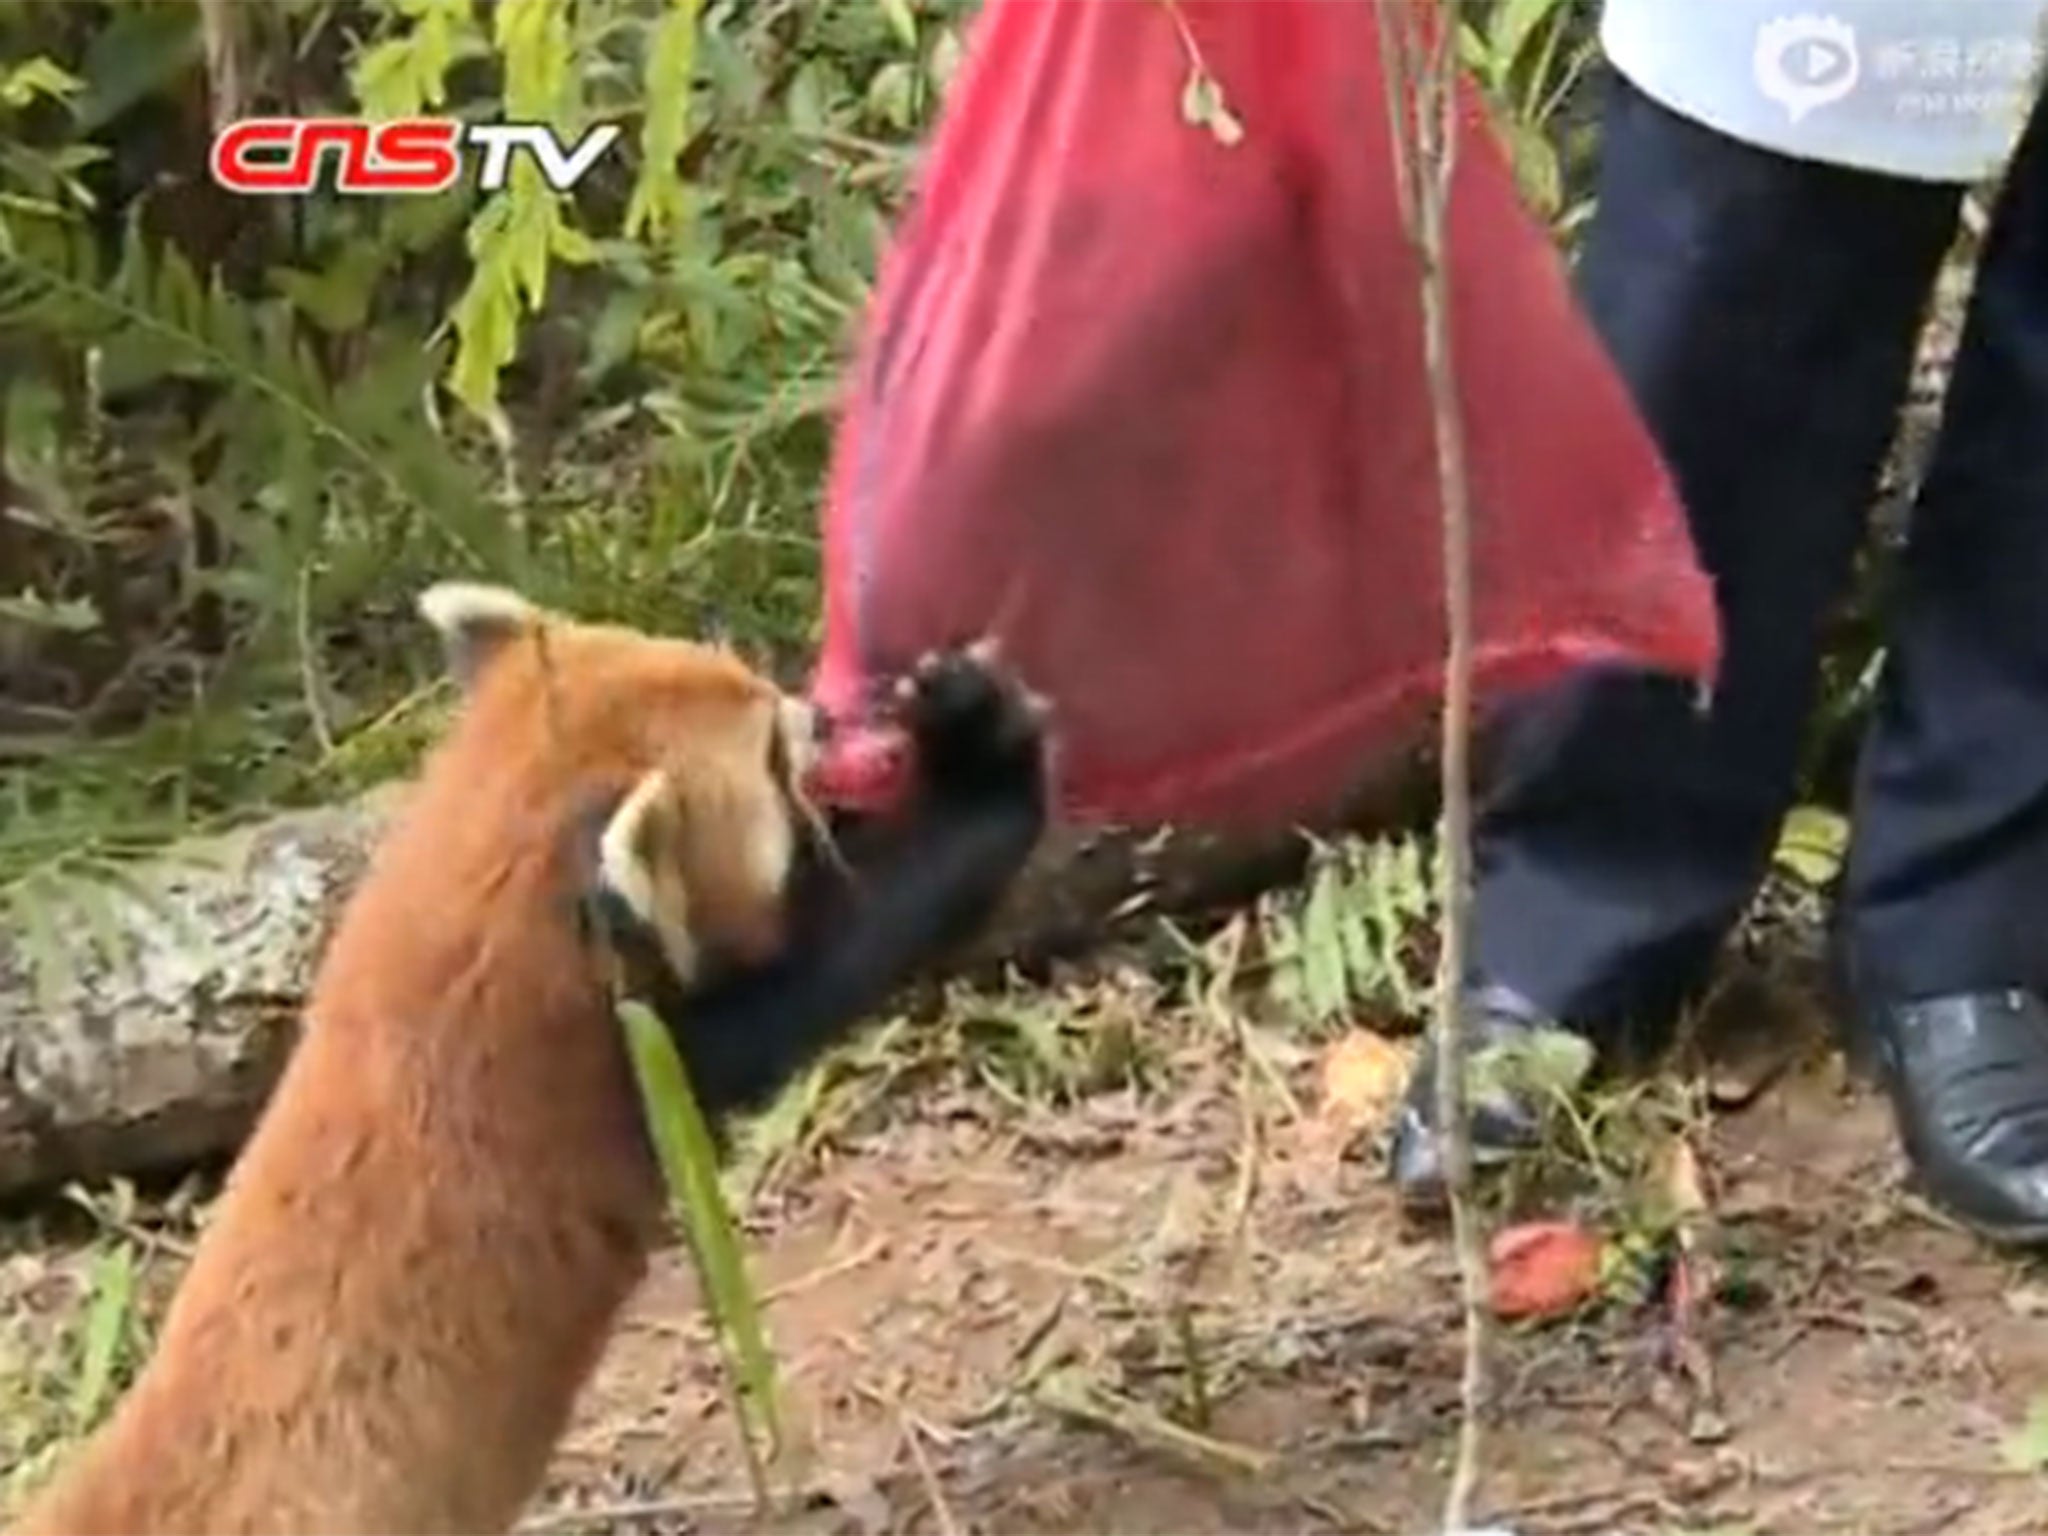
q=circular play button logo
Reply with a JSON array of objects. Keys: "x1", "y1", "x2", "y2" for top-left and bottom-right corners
[{"x1": 1754, "y1": 14, "x2": 1862, "y2": 121}]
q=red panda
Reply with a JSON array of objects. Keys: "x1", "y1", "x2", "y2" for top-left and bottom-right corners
[{"x1": 12, "y1": 582, "x2": 1049, "y2": 1536}]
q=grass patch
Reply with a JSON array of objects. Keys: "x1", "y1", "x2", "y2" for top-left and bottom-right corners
[{"x1": 0, "y1": 1179, "x2": 203, "y2": 1519}]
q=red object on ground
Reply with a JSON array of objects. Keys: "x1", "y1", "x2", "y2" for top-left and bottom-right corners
[
  {"x1": 807, "y1": 0, "x2": 1720, "y2": 830},
  {"x1": 1489, "y1": 1219, "x2": 1607, "y2": 1321}
]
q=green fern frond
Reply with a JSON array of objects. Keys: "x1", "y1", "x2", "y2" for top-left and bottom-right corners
[
  {"x1": 0, "y1": 218, "x2": 511, "y2": 575},
  {"x1": 350, "y1": 0, "x2": 484, "y2": 118}
]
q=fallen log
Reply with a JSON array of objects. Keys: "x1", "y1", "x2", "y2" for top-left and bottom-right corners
[
  {"x1": 0, "y1": 788, "x2": 399, "y2": 1201},
  {"x1": 0, "y1": 761, "x2": 1430, "y2": 1201}
]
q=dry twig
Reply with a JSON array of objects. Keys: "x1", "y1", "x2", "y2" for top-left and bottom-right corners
[
  {"x1": 1374, "y1": 1, "x2": 1489, "y2": 1529},
  {"x1": 899, "y1": 1411, "x2": 965, "y2": 1536},
  {"x1": 1033, "y1": 1368, "x2": 1275, "y2": 1479}
]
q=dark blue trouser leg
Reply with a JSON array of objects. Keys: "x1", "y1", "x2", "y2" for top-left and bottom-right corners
[
  {"x1": 1469, "y1": 73, "x2": 1961, "y2": 1034},
  {"x1": 1846, "y1": 83, "x2": 2048, "y2": 1003}
]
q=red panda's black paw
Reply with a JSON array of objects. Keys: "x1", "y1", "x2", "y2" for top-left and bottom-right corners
[{"x1": 890, "y1": 642, "x2": 1050, "y2": 810}]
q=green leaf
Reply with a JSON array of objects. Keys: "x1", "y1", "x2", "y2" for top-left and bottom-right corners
[
  {"x1": 351, "y1": 0, "x2": 480, "y2": 118},
  {"x1": 928, "y1": 27, "x2": 965, "y2": 95},
  {"x1": 1495, "y1": 0, "x2": 1570, "y2": 72},
  {"x1": 1300, "y1": 860, "x2": 1349, "y2": 1023},
  {"x1": 876, "y1": 0, "x2": 919, "y2": 50},
  {"x1": 443, "y1": 0, "x2": 604, "y2": 419},
  {"x1": 550, "y1": 218, "x2": 603, "y2": 266},
  {"x1": 865, "y1": 60, "x2": 920, "y2": 132},
  {"x1": 1336, "y1": 875, "x2": 1380, "y2": 999},
  {"x1": 1468, "y1": 1026, "x2": 1593, "y2": 1105},
  {"x1": 0, "y1": 57, "x2": 86, "y2": 111},
  {"x1": 624, "y1": 0, "x2": 703, "y2": 244},
  {"x1": 784, "y1": 57, "x2": 840, "y2": 136},
  {"x1": 72, "y1": 6, "x2": 202, "y2": 133},
  {"x1": 1773, "y1": 804, "x2": 1850, "y2": 889},
  {"x1": 617, "y1": 999, "x2": 782, "y2": 1461},
  {"x1": 1505, "y1": 117, "x2": 1563, "y2": 220},
  {"x1": 586, "y1": 286, "x2": 654, "y2": 380},
  {"x1": 0, "y1": 590, "x2": 97, "y2": 633},
  {"x1": 1370, "y1": 841, "x2": 1422, "y2": 1013},
  {"x1": 1456, "y1": 21, "x2": 1494, "y2": 78},
  {"x1": 69, "y1": 1243, "x2": 137, "y2": 1433},
  {"x1": 269, "y1": 242, "x2": 389, "y2": 335},
  {"x1": 1012, "y1": 1001, "x2": 1076, "y2": 1082},
  {"x1": 496, "y1": 0, "x2": 574, "y2": 124}
]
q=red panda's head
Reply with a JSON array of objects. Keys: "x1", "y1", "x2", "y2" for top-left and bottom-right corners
[{"x1": 416, "y1": 580, "x2": 824, "y2": 987}]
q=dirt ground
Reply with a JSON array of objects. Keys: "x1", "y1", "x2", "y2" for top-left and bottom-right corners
[
  {"x1": 521, "y1": 985, "x2": 2048, "y2": 1536},
  {"x1": 7, "y1": 956, "x2": 2048, "y2": 1536}
]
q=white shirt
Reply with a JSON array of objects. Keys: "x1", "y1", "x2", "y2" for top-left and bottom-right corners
[{"x1": 1600, "y1": 0, "x2": 2048, "y2": 182}]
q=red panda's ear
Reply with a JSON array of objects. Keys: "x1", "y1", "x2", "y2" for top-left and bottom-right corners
[
  {"x1": 596, "y1": 769, "x2": 699, "y2": 986},
  {"x1": 418, "y1": 581, "x2": 540, "y2": 692}
]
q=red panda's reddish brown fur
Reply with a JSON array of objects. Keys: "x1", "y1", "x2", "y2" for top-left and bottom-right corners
[{"x1": 13, "y1": 585, "x2": 819, "y2": 1536}]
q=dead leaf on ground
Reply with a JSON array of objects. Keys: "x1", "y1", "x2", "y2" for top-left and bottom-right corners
[
  {"x1": 1659, "y1": 1136, "x2": 1712, "y2": 1222},
  {"x1": 1318, "y1": 1030, "x2": 1410, "y2": 1133},
  {"x1": 1279, "y1": 1030, "x2": 1411, "y2": 1191},
  {"x1": 2004, "y1": 1282, "x2": 2048, "y2": 1319}
]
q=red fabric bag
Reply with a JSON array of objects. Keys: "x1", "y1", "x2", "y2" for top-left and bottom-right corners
[{"x1": 809, "y1": 0, "x2": 1720, "y2": 831}]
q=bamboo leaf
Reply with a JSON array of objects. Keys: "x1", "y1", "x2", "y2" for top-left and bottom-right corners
[
  {"x1": 617, "y1": 999, "x2": 782, "y2": 1474},
  {"x1": 69, "y1": 1243, "x2": 137, "y2": 1432}
]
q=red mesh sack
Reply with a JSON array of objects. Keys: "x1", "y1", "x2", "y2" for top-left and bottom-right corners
[{"x1": 809, "y1": 0, "x2": 1720, "y2": 831}]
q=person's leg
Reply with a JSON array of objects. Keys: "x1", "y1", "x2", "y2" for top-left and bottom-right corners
[
  {"x1": 1842, "y1": 81, "x2": 2048, "y2": 1241},
  {"x1": 1392, "y1": 69, "x2": 1962, "y2": 1205}
]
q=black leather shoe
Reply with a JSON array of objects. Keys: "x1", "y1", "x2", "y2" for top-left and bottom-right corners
[
  {"x1": 1389, "y1": 984, "x2": 1563, "y2": 1214},
  {"x1": 1849, "y1": 989, "x2": 2048, "y2": 1245}
]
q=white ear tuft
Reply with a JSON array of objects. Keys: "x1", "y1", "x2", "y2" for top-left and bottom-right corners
[
  {"x1": 418, "y1": 581, "x2": 539, "y2": 689},
  {"x1": 597, "y1": 769, "x2": 698, "y2": 985}
]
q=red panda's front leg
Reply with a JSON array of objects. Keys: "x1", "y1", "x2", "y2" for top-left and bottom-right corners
[{"x1": 625, "y1": 646, "x2": 1051, "y2": 1125}]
